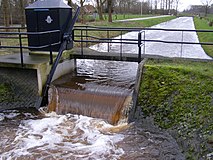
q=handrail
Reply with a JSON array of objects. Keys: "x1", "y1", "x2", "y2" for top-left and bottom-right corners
[
  {"x1": 73, "y1": 26, "x2": 213, "y2": 62},
  {"x1": 74, "y1": 25, "x2": 213, "y2": 33},
  {"x1": 0, "y1": 30, "x2": 61, "y2": 66},
  {"x1": 0, "y1": 30, "x2": 60, "y2": 35},
  {"x1": 0, "y1": 26, "x2": 26, "y2": 30}
]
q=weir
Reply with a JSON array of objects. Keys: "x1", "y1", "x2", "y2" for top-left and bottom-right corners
[
  {"x1": 48, "y1": 84, "x2": 132, "y2": 124},
  {"x1": 47, "y1": 59, "x2": 146, "y2": 124}
]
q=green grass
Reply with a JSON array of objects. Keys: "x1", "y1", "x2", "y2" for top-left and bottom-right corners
[
  {"x1": 111, "y1": 14, "x2": 157, "y2": 21},
  {"x1": 85, "y1": 15, "x2": 175, "y2": 28},
  {"x1": 193, "y1": 16, "x2": 213, "y2": 58},
  {"x1": 89, "y1": 14, "x2": 157, "y2": 22},
  {"x1": 138, "y1": 59, "x2": 213, "y2": 159}
]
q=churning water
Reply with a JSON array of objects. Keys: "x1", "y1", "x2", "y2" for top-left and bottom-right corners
[
  {"x1": 0, "y1": 109, "x2": 126, "y2": 159},
  {"x1": 0, "y1": 109, "x2": 184, "y2": 160},
  {"x1": 0, "y1": 60, "x2": 141, "y2": 159}
]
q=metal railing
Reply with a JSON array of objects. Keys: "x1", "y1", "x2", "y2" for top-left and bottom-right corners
[
  {"x1": 0, "y1": 27, "x2": 61, "y2": 67},
  {"x1": 73, "y1": 26, "x2": 145, "y2": 62},
  {"x1": 73, "y1": 26, "x2": 213, "y2": 62}
]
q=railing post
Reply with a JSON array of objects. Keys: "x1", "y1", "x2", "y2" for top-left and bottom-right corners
[
  {"x1": 143, "y1": 31, "x2": 145, "y2": 55},
  {"x1": 86, "y1": 26, "x2": 88, "y2": 47},
  {"x1": 138, "y1": 32, "x2": 142, "y2": 63},
  {"x1": 49, "y1": 32, "x2": 53, "y2": 64},
  {"x1": 180, "y1": 31, "x2": 184, "y2": 57},
  {"x1": 120, "y1": 30, "x2": 123, "y2": 60},
  {"x1": 18, "y1": 32, "x2": 24, "y2": 67},
  {"x1": 81, "y1": 29, "x2": 83, "y2": 55},
  {"x1": 107, "y1": 30, "x2": 110, "y2": 52}
]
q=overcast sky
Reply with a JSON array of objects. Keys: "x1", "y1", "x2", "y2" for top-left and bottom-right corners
[
  {"x1": 179, "y1": 0, "x2": 203, "y2": 11},
  {"x1": 64, "y1": 0, "x2": 207, "y2": 12}
]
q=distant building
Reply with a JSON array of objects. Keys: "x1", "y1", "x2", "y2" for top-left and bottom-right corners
[{"x1": 83, "y1": 4, "x2": 96, "y2": 14}]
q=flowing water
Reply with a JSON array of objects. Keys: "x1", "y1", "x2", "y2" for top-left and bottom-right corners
[
  {"x1": 0, "y1": 109, "x2": 184, "y2": 160},
  {"x1": 0, "y1": 17, "x2": 192, "y2": 159},
  {"x1": 0, "y1": 59, "x2": 184, "y2": 159},
  {"x1": 48, "y1": 60, "x2": 138, "y2": 124},
  {"x1": 90, "y1": 17, "x2": 212, "y2": 60}
]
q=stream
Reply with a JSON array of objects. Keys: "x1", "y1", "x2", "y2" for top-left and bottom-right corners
[{"x1": 1, "y1": 17, "x2": 203, "y2": 160}]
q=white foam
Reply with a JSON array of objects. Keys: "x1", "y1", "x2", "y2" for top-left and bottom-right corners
[
  {"x1": 0, "y1": 113, "x2": 4, "y2": 121},
  {"x1": 0, "y1": 110, "x2": 20, "y2": 121},
  {"x1": 1, "y1": 113, "x2": 125, "y2": 159}
]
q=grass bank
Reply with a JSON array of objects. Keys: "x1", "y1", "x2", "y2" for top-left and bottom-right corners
[
  {"x1": 85, "y1": 14, "x2": 158, "y2": 22},
  {"x1": 85, "y1": 15, "x2": 175, "y2": 28},
  {"x1": 138, "y1": 59, "x2": 213, "y2": 159},
  {"x1": 193, "y1": 16, "x2": 213, "y2": 58}
]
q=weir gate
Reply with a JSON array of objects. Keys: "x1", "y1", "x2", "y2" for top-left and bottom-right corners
[{"x1": 1, "y1": 15, "x2": 213, "y2": 123}]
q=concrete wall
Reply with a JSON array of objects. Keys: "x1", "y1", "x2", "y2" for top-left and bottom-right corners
[
  {"x1": 0, "y1": 58, "x2": 76, "y2": 110},
  {"x1": 0, "y1": 67, "x2": 38, "y2": 111}
]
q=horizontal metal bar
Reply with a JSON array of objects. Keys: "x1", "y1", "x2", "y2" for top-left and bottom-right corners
[
  {"x1": 144, "y1": 39, "x2": 213, "y2": 45},
  {"x1": 74, "y1": 26, "x2": 213, "y2": 33},
  {"x1": 0, "y1": 30, "x2": 60, "y2": 35},
  {"x1": 0, "y1": 45, "x2": 26, "y2": 49},
  {"x1": 74, "y1": 39, "x2": 213, "y2": 46},
  {"x1": 28, "y1": 42, "x2": 61, "y2": 49},
  {"x1": 74, "y1": 28, "x2": 141, "y2": 32},
  {"x1": 74, "y1": 35, "x2": 101, "y2": 40},
  {"x1": 100, "y1": 38, "x2": 138, "y2": 42},
  {"x1": 0, "y1": 26, "x2": 26, "y2": 30},
  {"x1": 0, "y1": 36, "x2": 28, "y2": 39},
  {"x1": 74, "y1": 39, "x2": 138, "y2": 44},
  {"x1": 0, "y1": 42, "x2": 61, "y2": 50},
  {"x1": 74, "y1": 35, "x2": 138, "y2": 42}
]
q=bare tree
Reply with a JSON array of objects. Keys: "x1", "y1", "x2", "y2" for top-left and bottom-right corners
[
  {"x1": 96, "y1": 0, "x2": 107, "y2": 20},
  {"x1": 107, "y1": 0, "x2": 112, "y2": 22},
  {"x1": 201, "y1": 0, "x2": 213, "y2": 16},
  {"x1": 80, "y1": 0, "x2": 86, "y2": 23},
  {"x1": 175, "y1": 0, "x2": 180, "y2": 15},
  {"x1": 19, "y1": 0, "x2": 25, "y2": 27},
  {"x1": 2, "y1": 0, "x2": 10, "y2": 28}
]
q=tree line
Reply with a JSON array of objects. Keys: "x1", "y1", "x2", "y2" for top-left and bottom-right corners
[{"x1": 1, "y1": 0, "x2": 212, "y2": 27}]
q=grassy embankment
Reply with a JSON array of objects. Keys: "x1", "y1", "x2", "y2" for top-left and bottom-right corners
[
  {"x1": 138, "y1": 59, "x2": 213, "y2": 159},
  {"x1": 194, "y1": 16, "x2": 213, "y2": 57},
  {"x1": 86, "y1": 13, "x2": 156, "y2": 22},
  {"x1": 138, "y1": 17, "x2": 213, "y2": 159}
]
